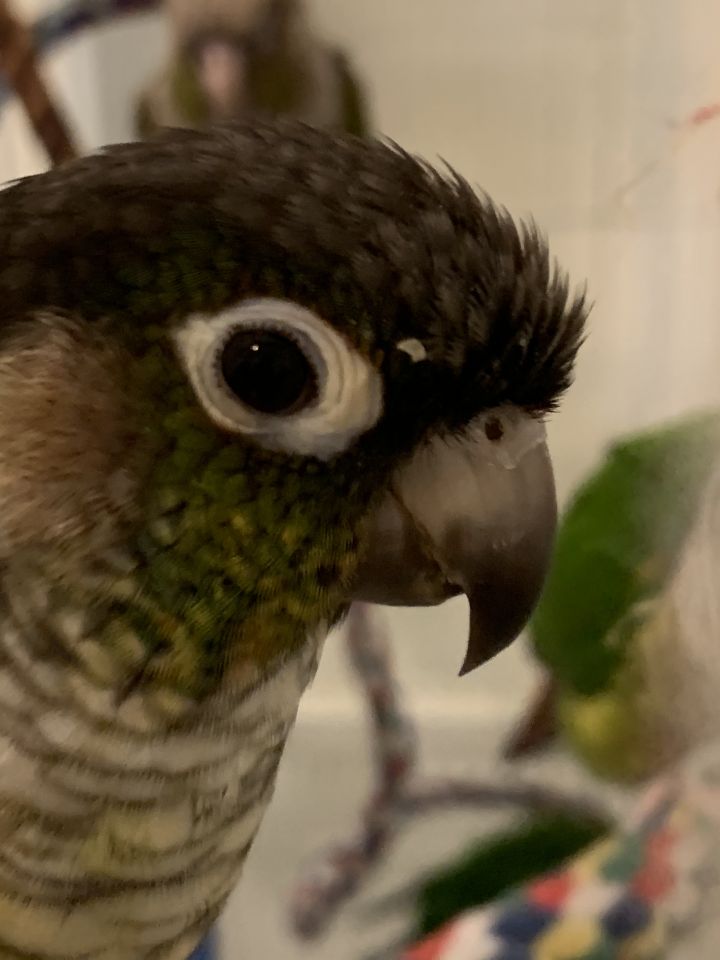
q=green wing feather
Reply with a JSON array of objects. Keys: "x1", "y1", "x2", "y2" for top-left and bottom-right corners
[
  {"x1": 532, "y1": 410, "x2": 720, "y2": 696},
  {"x1": 411, "y1": 814, "x2": 607, "y2": 939}
]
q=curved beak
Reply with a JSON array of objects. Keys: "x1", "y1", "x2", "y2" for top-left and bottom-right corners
[{"x1": 350, "y1": 407, "x2": 557, "y2": 674}]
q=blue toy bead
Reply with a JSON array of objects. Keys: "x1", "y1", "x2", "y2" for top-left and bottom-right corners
[
  {"x1": 189, "y1": 932, "x2": 218, "y2": 960},
  {"x1": 491, "y1": 901, "x2": 555, "y2": 943},
  {"x1": 602, "y1": 895, "x2": 652, "y2": 940}
]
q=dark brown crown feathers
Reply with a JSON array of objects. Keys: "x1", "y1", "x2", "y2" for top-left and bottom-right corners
[{"x1": 0, "y1": 119, "x2": 587, "y2": 426}]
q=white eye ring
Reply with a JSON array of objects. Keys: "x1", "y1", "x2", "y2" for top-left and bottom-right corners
[{"x1": 174, "y1": 298, "x2": 384, "y2": 459}]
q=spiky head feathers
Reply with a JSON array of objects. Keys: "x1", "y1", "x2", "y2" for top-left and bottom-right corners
[{"x1": 1, "y1": 120, "x2": 584, "y2": 445}]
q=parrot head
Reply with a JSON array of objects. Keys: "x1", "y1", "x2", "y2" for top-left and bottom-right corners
[
  {"x1": 169, "y1": 0, "x2": 313, "y2": 122},
  {"x1": 0, "y1": 120, "x2": 586, "y2": 703}
]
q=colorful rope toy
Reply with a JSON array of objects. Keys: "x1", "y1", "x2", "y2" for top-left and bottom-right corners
[{"x1": 401, "y1": 742, "x2": 720, "y2": 960}]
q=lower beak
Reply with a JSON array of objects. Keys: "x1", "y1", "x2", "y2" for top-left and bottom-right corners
[{"x1": 350, "y1": 407, "x2": 557, "y2": 674}]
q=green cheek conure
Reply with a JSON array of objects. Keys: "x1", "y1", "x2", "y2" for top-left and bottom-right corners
[{"x1": 0, "y1": 118, "x2": 585, "y2": 959}]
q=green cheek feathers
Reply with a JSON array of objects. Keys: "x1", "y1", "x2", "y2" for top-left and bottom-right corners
[
  {"x1": 130, "y1": 493, "x2": 358, "y2": 697},
  {"x1": 117, "y1": 381, "x2": 364, "y2": 698},
  {"x1": 70, "y1": 298, "x2": 381, "y2": 702}
]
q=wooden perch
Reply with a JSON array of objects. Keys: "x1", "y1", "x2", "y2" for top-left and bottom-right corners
[{"x1": 0, "y1": 0, "x2": 78, "y2": 166}]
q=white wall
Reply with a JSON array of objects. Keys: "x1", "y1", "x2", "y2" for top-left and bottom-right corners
[{"x1": 2, "y1": 2, "x2": 720, "y2": 955}]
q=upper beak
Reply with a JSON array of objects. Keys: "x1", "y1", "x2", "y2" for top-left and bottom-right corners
[{"x1": 350, "y1": 407, "x2": 557, "y2": 674}]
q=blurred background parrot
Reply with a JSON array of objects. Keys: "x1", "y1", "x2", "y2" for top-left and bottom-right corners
[
  {"x1": 0, "y1": 119, "x2": 585, "y2": 959},
  {"x1": 504, "y1": 410, "x2": 720, "y2": 783},
  {"x1": 135, "y1": 0, "x2": 370, "y2": 138}
]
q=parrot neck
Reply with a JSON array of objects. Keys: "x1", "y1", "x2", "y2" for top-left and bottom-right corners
[
  {"x1": 123, "y1": 478, "x2": 358, "y2": 702},
  {"x1": 0, "y1": 572, "x2": 322, "y2": 957},
  {"x1": 0, "y1": 462, "x2": 364, "y2": 711}
]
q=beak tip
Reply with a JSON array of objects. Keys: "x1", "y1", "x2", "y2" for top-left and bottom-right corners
[
  {"x1": 458, "y1": 645, "x2": 488, "y2": 677},
  {"x1": 459, "y1": 594, "x2": 522, "y2": 677}
]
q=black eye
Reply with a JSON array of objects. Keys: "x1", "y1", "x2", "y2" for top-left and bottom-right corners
[{"x1": 219, "y1": 328, "x2": 319, "y2": 415}]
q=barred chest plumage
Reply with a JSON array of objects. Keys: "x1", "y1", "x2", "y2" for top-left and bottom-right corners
[{"x1": 0, "y1": 574, "x2": 322, "y2": 960}]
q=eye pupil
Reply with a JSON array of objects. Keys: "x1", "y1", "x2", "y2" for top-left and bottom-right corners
[{"x1": 220, "y1": 328, "x2": 318, "y2": 415}]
